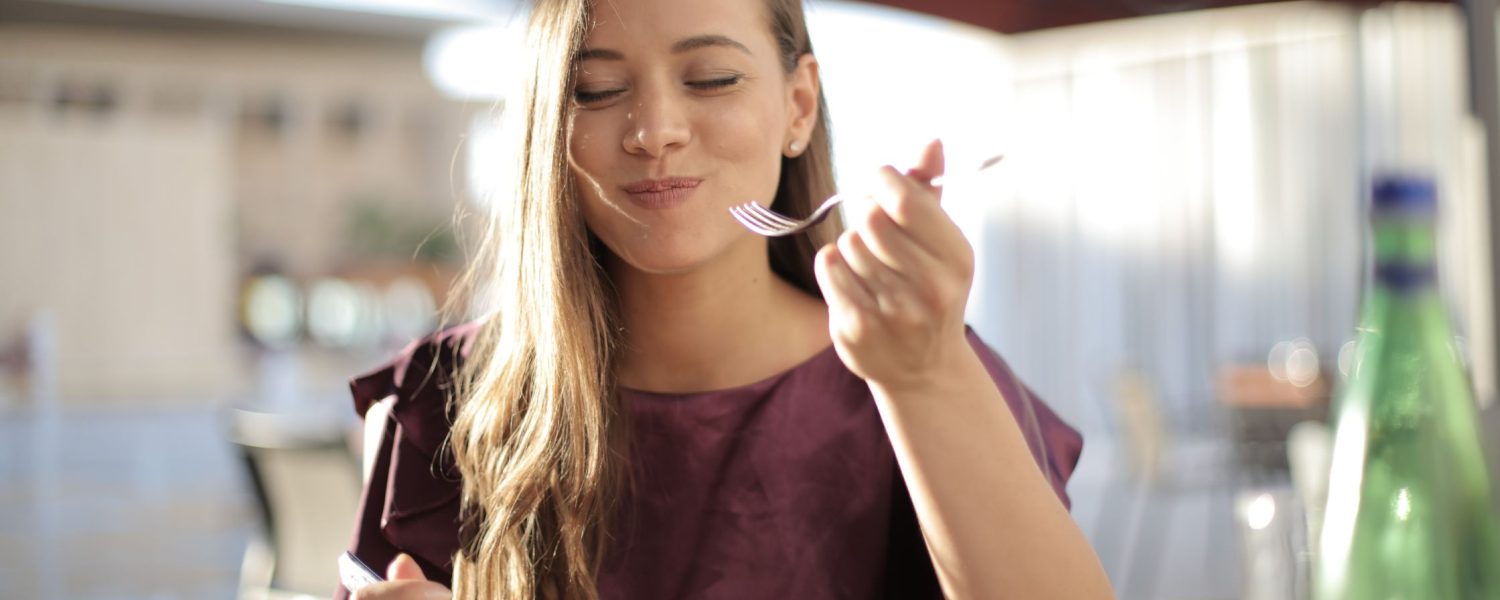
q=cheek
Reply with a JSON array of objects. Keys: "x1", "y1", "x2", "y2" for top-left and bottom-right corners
[
  {"x1": 567, "y1": 115, "x2": 619, "y2": 217},
  {"x1": 700, "y1": 97, "x2": 786, "y2": 200},
  {"x1": 572, "y1": 165, "x2": 617, "y2": 240},
  {"x1": 707, "y1": 98, "x2": 781, "y2": 156},
  {"x1": 568, "y1": 115, "x2": 609, "y2": 174}
]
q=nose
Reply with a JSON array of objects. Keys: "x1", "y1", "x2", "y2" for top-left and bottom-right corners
[{"x1": 622, "y1": 87, "x2": 690, "y2": 157}]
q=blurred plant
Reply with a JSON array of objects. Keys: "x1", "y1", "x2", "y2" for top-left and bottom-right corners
[{"x1": 343, "y1": 194, "x2": 459, "y2": 263}]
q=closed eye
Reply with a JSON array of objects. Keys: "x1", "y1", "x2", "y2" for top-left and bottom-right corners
[
  {"x1": 689, "y1": 75, "x2": 741, "y2": 91},
  {"x1": 575, "y1": 88, "x2": 626, "y2": 104},
  {"x1": 574, "y1": 75, "x2": 742, "y2": 105}
]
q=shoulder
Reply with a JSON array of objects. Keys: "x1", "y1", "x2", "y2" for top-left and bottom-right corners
[
  {"x1": 345, "y1": 323, "x2": 481, "y2": 580},
  {"x1": 962, "y1": 326, "x2": 1084, "y2": 509},
  {"x1": 348, "y1": 321, "x2": 482, "y2": 454},
  {"x1": 962, "y1": 326, "x2": 1035, "y2": 408},
  {"x1": 350, "y1": 321, "x2": 481, "y2": 415}
]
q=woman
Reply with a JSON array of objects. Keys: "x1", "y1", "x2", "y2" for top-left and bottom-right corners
[{"x1": 342, "y1": 0, "x2": 1113, "y2": 597}]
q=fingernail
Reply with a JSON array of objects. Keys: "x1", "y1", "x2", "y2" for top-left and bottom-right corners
[{"x1": 387, "y1": 553, "x2": 412, "y2": 580}]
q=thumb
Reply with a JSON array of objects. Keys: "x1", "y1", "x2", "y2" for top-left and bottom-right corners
[
  {"x1": 906, "y1": 138, "x2": 946, "y2": 200},
  {"x1": 386, "y1": 553, "x2": 427, "y2": 581},
  {"x1": 906, "y1": 138, "x2": 942, "y2": 207}
]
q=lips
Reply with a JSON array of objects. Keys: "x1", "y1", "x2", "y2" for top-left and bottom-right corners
[
  {"x1": 622, "y1": 177, "x2": 703, "y2": 193},
  {"x1": 621, "y1": 177, "x2": 703, "y2": 209}
]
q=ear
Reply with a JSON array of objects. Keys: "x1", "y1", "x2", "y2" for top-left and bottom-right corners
[{"x1": 783, "y1": 53, "x2": 820, "y2": 158}]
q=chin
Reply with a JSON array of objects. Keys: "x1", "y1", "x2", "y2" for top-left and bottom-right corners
[
  {"x1": 599, "y1": 227, "x2": 749, "y2": 277},
  {"x1": 608, "y1": 243, "x2": 717, "y2": 276}
]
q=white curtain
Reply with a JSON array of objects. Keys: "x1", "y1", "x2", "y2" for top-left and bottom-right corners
[{"x1": 817, "y1": 1, "x2": 1488, "y2": 438}]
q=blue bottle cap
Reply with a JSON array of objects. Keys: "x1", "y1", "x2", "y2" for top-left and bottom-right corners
[{"x1": 1372, "y1": 174, "x2": 1436, "y2": 216}]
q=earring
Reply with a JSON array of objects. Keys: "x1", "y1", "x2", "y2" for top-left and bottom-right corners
[{"x1": 788, "y1": 140, "x2": 802, "y2": 153}]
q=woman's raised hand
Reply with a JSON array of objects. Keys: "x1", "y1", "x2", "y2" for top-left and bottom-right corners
[
  {"x1": 352, "y1": 554, "x2": 452, "y2": 600},
  {"x1": 814, "y1": 139, "x2": 977, "y2": 395}
]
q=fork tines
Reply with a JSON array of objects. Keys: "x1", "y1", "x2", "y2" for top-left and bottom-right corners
[{"x1": 730, "y1": 203, "x2": 803, "y2": 237}]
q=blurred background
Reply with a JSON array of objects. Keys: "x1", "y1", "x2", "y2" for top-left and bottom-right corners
[{"x1": 2, "y1": 0, "x2": 1498, "y2": 598}]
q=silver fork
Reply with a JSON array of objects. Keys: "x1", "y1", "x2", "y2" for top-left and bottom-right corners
[{"x1": 730, "y1": 154, "x2": 1004, "y2": 237}]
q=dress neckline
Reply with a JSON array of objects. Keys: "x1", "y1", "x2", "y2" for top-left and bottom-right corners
[{"x1": 618, "y1": 343, "x2": 842, "y2": 400}]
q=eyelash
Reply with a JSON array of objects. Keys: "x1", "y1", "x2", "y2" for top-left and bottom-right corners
[
  {"x1": 573, "y1": 75, "x2": 742, "y2": 104},
  {"x1": 689, "y1": 75, "x2": 741, "y2": 91}
]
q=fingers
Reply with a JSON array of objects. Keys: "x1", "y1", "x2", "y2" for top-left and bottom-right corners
[
  {"x1": 872, "y1": 165, "x2": 969, "y2": 263},
  {"x1": 387, "y1": 553, "x2": 426, "y2": 581},
  {"x1": 906, "y1": 138, "x2": 946, "y2": 188},
  {"x1": 814, "y1": 140, "x2": 977, "y2": 386},
  {"x1": 350, "y1": 554, "x2": 450, "y2": 600},
  {"x1": 848, "y1": 203, "x2": 943, "y2": 279},
  {"x1": 837, "y1": 229, "x2": 932, "y2": 321},
  {"x1": 352, "y1": 580, "x2": 451, "y2": 600},
  {"x1": 837, "y1": 229, "x2": 906, "y2": 297},
  {"x1": 815, "y1": 244, "x2": 876, "y2": 313},
  {"x1": 869, "y1": 139, "x2": 957, "y2": 258},
  {"x1": 816, "y1": 139, "x2": 974, "y2": 332}
]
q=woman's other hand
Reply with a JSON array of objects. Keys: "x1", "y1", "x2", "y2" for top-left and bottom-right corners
[
  {"x1": 351, "y1": 553, "x2": 452, "y2": 600},
  {"x1": 814, "y1": 139, "x2": 976, "y2": 394}
]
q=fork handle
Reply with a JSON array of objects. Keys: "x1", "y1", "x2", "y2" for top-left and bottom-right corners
[{"x1": 914, "y1": 153, "x2": 1002, "y2": 187}]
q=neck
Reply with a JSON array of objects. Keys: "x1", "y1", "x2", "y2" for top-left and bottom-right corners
[{"x1": 608, "y1": 238, "x2": 829, "y2": 393}]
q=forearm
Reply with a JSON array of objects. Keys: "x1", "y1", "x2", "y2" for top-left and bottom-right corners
[{"x1": 868, "y1": 346, "x2": 1114, "y2": 600}]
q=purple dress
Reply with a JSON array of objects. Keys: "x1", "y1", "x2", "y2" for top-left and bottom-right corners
[{"x1": 335, "y1": 323, "x2": 1082, "y2": 599}]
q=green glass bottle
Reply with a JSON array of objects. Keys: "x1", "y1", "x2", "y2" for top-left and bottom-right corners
[{"x1": 1315, "y1": 175, "x2": 1500, "y2": 599}]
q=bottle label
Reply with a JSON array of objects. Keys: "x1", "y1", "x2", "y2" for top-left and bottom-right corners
[{"x1": 1375, "y1": 263, "x2": 1436, "y2": 292}]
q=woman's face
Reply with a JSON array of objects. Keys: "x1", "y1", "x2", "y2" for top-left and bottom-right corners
[{"x1": 567, "y1": 0, "x2": 818, "y2": 275}]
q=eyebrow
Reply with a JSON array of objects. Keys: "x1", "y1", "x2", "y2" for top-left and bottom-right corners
[
  {"x1": 576, "y1": 34, "x2": 752, "y2": 62},
  {"x1": 672, "y1": 34, "x2": 751, "y2": 55}
]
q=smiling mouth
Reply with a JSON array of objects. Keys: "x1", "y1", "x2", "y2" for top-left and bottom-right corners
[
  {"x1": 622, "y1": 177, "x2": 703, "y2": 193},
  {"x1": 621, "y1": 177, "x2": 703, "y2": 209}
]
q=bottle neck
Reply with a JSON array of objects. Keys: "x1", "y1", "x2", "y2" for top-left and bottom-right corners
[{"x1": 1372, "y1": 217, "x2": 1437, "y2": 292}]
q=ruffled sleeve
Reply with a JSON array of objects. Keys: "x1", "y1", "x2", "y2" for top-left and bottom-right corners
[
  {"x1": 334, "y1": 322, "x2": 480, "y2": 599},
  {"x1": 965, "y1": 328, "x2": 1084, "y2": 510}
]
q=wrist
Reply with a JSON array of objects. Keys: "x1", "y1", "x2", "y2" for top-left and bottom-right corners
[{"x1": 866, "y1": 335, "x2": 983, "y2": 398}]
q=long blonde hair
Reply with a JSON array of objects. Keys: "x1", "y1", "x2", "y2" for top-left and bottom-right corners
[{"x1": 445, "y1": 0, "x2": 838, "y2": 597}]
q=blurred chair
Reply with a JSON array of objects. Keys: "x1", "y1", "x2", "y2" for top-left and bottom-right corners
[
  {"x1": 0, "y1": 331, "x2": 28, "y2": 414},
  {"x1": 1285, "y1": 418, "x2": 1333, "y2": 598},
  {"x1": 0, "y1": 313, "x2": 55, "y2": 413},
  {"x1": 1098, "y1": 369, "x2": 1241, "y2": 600},
  {"x1": 1217, "y1": 364, "x2": 1330, "y2": 475},
  {"x1": 232, "y1": 408, "x2": 362, "y2": 600}
]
